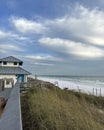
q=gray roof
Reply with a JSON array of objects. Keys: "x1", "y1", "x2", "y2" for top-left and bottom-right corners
[
  {"x1": 0, "y1": 56, "x2": 23, "y2": 63},
  {"x1": 0, "y1": 67, "x2": 31, "y2": 75}
]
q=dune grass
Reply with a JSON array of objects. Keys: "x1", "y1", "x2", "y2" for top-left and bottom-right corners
[{"x1": 21, "y1": 83, "x2": 104, "y2": 130}]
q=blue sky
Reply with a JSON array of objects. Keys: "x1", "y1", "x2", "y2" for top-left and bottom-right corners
[{"x1": 0, "y1": 0, "x2": 104, "y2": 75}]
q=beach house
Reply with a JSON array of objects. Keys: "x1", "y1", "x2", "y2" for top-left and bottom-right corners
[{"x1": 0, "y1": 56, "x2": 31, "y2": 88}]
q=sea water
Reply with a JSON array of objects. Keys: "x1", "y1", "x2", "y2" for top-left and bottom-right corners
[
  {"x1": 38, "y1": 75, "x2": 104, "y2": 86},
  {"x1": 37, "y1": 75, "x2": 104, "y2": 96}
]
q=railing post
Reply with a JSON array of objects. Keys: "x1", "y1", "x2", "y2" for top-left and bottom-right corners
[
  {"x1": 92, "y1": 88, "x2": 94, "y2": 95},
  {"x1": 96, "y1": 88, "x2": 97, "y2": 96},
  {"x1": 100, "y1": 88, "x2": 101, "y2": 96}
]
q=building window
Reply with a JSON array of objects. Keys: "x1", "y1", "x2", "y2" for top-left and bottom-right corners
[
  {"x1": 3, "y1": 62, "x2": 7, "y2": 65},
  {"x1": 14, "y1": 62, "x2": 17, "y2": 65},
  {"x1": 19, "y1": 62, "x2": 23, "y2": 65}
]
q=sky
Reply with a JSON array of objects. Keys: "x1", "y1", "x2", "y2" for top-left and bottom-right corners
[{"x1": 0, "y1": 0, "x2": 104, "y2": 75}]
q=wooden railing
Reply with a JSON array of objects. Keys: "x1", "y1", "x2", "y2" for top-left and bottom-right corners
[{"x1": 0, "y1": 82, "x2": 22, "y2": 130}]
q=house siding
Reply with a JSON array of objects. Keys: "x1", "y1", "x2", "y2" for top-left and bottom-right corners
[
  {"x1": 0, "y1": 75, "x2": 16, "y2": 88},
  {"x1": 0, "y1": 62, "x2": 20, "y2": 67},
  {"x1": 0, "y1": 75, "x2": 28, "y2": 88}
]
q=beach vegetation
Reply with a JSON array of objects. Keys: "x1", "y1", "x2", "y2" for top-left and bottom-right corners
[{"x1": 21, "y1": 79, "x2": 104, "y2": 130}]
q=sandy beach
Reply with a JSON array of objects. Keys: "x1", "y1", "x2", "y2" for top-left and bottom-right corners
[{"x1": 37, "y1": 76, "x2": 104, "y2": 96}]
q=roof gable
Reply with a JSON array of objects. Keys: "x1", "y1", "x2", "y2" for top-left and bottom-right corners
[{"x1": 0, "y1": 56, "x2": 23, "y2": 63}]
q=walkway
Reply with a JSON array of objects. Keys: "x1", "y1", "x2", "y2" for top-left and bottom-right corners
[
  {"x1": 0, "y1": 82, "x2": 22, "y2": 130},
  {"x1": 0, "y1": 88, "x2": 12, "y2": 99}
]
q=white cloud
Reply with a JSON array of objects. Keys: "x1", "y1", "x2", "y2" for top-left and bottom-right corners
[
  {"x1": 0, "y1": 44, "x2": 24, "y2": 53},
  {"x1": 6, "y1": 5, "x2": 104, "y2": 60},
  {"x1": 11, "y1": 17, "x2": 47, "y2": 34},
  {"x1": 34, "y1": 62, "x2": 54, "y2": 66},
  {"x1": 39, "y1": 37, "x2": 104, "y2": 58},
  {"x1": 0, "y1": 30, "x2": 28, "y2": 41},
  {"x1": 11, "y1": 34, "x2": 28, "y2": 41},
  {"x1": 36, "y1": 6, "x2": 104, "y2": 59},
  {"x1": 25, "y1": 55, "x2": 62, "y2": 61},
  {"x1": 10, "y1": 6, "x2": 104, "y2": 46},
  {"x1": 43, "y1": 6, "x2": 104, "y2": 46},
  {"x1": 0, "y1": 31, "x2": 9, "y2": 39}
]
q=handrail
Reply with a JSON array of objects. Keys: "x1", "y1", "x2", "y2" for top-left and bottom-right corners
[{"x1": 0, "y1": 82, "x2": 22, "y2": 130}]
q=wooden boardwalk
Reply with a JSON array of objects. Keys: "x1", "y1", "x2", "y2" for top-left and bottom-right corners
[{"x1": 0, "y1": 82, "x2": 22, "y2": 130}]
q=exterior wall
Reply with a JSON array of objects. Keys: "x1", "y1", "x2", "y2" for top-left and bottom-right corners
[
  {"x1": 0, "y1": 75, "x2": 17, "y2": 88},
  {"x1": 0, "y1": 62, "x2": 20, "y2": 67},
  {"x1": 0, "y1": 74, "x2": 28, "y2": 88},
  {"x1": 24, "y1": 75, "x2": 27, "y2": 82}
]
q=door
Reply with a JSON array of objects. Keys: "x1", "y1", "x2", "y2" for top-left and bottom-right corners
[{"x1": 17, "y1": 75, "x2": 24, "y2": 82}]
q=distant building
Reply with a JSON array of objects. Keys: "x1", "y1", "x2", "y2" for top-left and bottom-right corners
[{"x1": 0, "y1": 56, "x2": 31, "y2": 88}]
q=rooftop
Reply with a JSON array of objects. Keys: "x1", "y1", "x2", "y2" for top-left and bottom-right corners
[
  {"x1": 0, "y1": 67, "x2": 30, "y2": 75},
  {"x1": 0, "y1": 56, "x2": 23, "y2": 63}
]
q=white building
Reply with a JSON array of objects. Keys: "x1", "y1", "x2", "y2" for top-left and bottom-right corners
[{"x1": 0, "y1": 56, "x2": 31, "y2": 88}]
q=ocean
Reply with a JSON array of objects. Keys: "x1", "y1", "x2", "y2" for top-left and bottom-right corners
[
  {"x1": 36, "y1": 75, "x2": 104, "y2": 96},
  {"x1": 38, "y1": 75, "x2": 104, "y2": 86}
]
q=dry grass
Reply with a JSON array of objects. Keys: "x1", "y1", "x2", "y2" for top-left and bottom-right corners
[{"x1": 21, "y1": 80, "x2": 104, "y2": 130}]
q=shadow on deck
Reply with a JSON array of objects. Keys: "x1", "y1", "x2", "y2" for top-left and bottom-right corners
[{"x1": 0, "y1": 88, "x2": 12, "y2": 99}]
